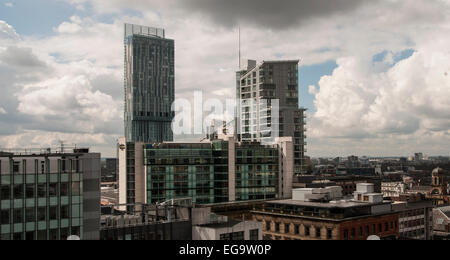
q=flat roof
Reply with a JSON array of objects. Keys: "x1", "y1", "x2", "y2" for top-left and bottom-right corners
[{"x1": 266, "y1": 199, "x2": 389, "y2": 209}]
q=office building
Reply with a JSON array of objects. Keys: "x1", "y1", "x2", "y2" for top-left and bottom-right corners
[
  {"x1": 118, "y1": 135, "x2": 293, "y2": 209},
  {"x1": 236, "y1": 60, "x2": 307, "y2": 175},
  {"x1": 124, "y1": 23, "x2": 175, "y2": 143},
  {"x1": 433, "y1": 206, "x2": 450, "y2": 240},
  {"x1": 0, "y1": 148, "x2": 101, "y2": 240},
  {"x1": 392, "y1": 198, "x2": 433, "y2": 240},
  {"x1": 251, "y1": 183, "x2": 399, "y2": 240}
]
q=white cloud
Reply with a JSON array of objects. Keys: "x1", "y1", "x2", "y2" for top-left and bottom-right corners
[
  {"x1": 4, "y1": 3, "x2": 13, "y2": 8},
  {"x1": 0, "y1": 107, "x2": 6, "y2": 114},
  {"x1": 1, "y1": 0, "x2": 450, "y2": 157},
  {"x1": 309, "y1": 32, "x2": 450, "y2": 156}
]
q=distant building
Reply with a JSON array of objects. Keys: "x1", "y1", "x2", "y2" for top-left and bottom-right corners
[
  {"x1": 118, "y1": 136, "x2": 294, "y2": 211},
  {"x1": 0, "y1": 148, "x2": 101, "y2": 240},
  {"x1": 101, "y1": 158, "x2": 117, "y2": 182},
  {"x1": 427, "y1": 168, "x2": 450, "y2": 206},
  {"x1": 124, "y1": 23, "x2": 175, "y2": 143},
  {"x1": 236, "y1": 60, "x2": 307, "y2": 175},
  {"x1": 251, "y1": 183, "x2": 399, "y2": 240}
]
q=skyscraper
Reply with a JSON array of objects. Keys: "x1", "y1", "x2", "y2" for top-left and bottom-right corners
[
  {"x1": 236, "y1": 60, "x2": 307, "y2": 175},
  {"x1": 124, "y1": 23, "x2": 175, "y2": 143}
]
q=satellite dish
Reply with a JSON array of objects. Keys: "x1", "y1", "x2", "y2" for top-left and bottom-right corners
[
  {"x1": 367, "y1": 235, "x2": 381, "y2": 241},
  {"x1": 67, "y1": 235, "x2": 81, "y2": 240}
]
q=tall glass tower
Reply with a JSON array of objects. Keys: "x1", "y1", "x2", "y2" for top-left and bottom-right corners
[{"x1": 124, "y1": 23, "x2": 175, "y2": 143}]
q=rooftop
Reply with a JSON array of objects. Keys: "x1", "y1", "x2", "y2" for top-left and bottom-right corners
[{"x1": 267, "y1": 199, "x2": 389, "y2": 209}]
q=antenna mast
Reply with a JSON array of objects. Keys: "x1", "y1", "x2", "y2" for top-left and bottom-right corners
[{"x1": 239, "y1": 26, "x2": 241, "y2": 69}]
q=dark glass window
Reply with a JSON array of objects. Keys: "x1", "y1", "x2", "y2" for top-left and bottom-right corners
[
  {"x1": 37, "y1": 207, "x2": 46, "y2": 221},
  {"x1": 25, "y1": 208, "x2": 35, "y2": 222},
  {"x1": 1, "y1": 209, "x2": 10, "y2": 224},
  {"x1": 37, "y1": 184, "x2": 46, "y2": 198},
  {"x1": 60, "y1": 182, "x2": 69, "y2": 196},
  {"x1": 61, "y1": 205, "x2": 69, "y2": 219},
  {"x1": 49, "y1": 206, "x2": 58, "y2": 220},
  {"x1": 13, "y1": 208, "x2": 23, "y2": 223},
  {"x1": 26, "y1": 184, "x2": 35, "y2": 199},
  {"x1": 0, "y1": 185, "x2": 10, "y2": 200},
  {"x1": 14, "y1": 184, "x2": 24, "y2": 199},
  {"x1": 250, "y1": 229, "x2": 259, "y2": 240},
  {"x1": 49, "y1": 183, "x2": 58, "y2": 197}
]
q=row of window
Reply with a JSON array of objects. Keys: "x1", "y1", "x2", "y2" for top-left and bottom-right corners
[
  {"x1": 343, "y1": 221, "x2": 397, "y2": 240},
  {"x1": 266, "y1": 221, "x2": 333, "y2": 240},
  {"x1": 0, "y1": 182, "x2": 81, "y2": 200},
  {"x1": 0, "y1": 226, "x2": 80, "y2": 240},
  {"x1": 0, "y1": 205, "x2": 76, "y2": 224}
]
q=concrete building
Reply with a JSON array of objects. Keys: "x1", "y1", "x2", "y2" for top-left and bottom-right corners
[
  {"x1": 392, "y1": 199, "x2": 433, "y2": 240},
  {"x1": 236, "y1": 60, "x2": 307, "y2": 175},
  {"x1": 251, "y1": 183, "x2": 399, "y2": 240},
  {"x1": 100, "y1": 199, "x2": 262, "y2": 240},
  {"x1": 192, "y1": 207, "x2": 262, "y2": 240},
  {"x1": 0, "y1": 148, "x2": 101, "y2": 240},
  {"x1": 433, "y1": 206, "x2": 450, "y2": 240},
  {"x1": 118, "y1": 135, "x2": 294, "y2": 210},
  {"x1": 124, "y1": 23, "x2": 175, "y2": 143}
]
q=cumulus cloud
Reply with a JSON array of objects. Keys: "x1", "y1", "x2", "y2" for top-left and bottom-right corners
[
  {"x1": 1, "y1": 0, "x2": 450, "y2": 157},
  {"x1": 309, "y1": 33, "x2": 450, "y2": 155}
]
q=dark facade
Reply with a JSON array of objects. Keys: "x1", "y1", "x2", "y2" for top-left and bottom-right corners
[
  {"x1": 124, "y1": 23, "x2": 175, "y2": 143},
  {"x1": 0, "y1": 150, "x2": 100, "y2": 240}
]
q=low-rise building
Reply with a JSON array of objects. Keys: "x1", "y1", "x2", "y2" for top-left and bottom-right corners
[
  {"x1": 392, "y1": 200, "x2": 433, "y2": 240},
  {"x1": 251, "y1": 183, "x2": 399, "y2": 240},
  {"x1": 433, "y1": 206, "x2": 450, "y2": 240}
]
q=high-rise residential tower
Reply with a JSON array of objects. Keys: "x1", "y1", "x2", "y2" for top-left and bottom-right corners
[
  {"x1": 236, "y1": 60, "x2": 307, "y2": 175},
  {"x1": 124, "y1": 23, "x2": 175, "y2": 143}
]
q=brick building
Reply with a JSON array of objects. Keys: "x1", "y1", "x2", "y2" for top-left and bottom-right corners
[{"x1": 251, "y1": 184, "x2": 399, "y2": 240}]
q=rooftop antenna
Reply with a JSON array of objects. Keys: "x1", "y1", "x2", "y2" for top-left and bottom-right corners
[{"x1": 239, "y1": 25, "x2": 241, "y2": 69}]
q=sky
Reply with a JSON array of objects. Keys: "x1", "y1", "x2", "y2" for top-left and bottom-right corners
[{"x1": 0, "y1": 0, "x2": 449, "y2": 158}]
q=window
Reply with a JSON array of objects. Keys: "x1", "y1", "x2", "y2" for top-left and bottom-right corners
[
  {"x1": 72, "y1": 181, "x2": 80, "y2": 196},
  {"x1": 25, "y1": 232, "x2": 34, "y2": 241},
  {"x1": 327, "y1": 229, "x2": 333, "y2": 240},
  {"x1": 385, "y1": 222, "x2": 389, "y2": 232},
  {"x1": 343, "y1": 229, "x2": 349, "y2": 240},
  {"x1": 1, "y1": 185, "x2": 10, "y2": 200},
  {"x1": 351, "y1": 228, "x2": 356, "y2": 239},
  {"x1": 37, "y1": 207, "x2": 46, "y2": 221},
  {"x1": 49, "y1": 183, "x2": 58, "y2": 197},
  {"x1": 232, "y1": 231, "x2": 245, "y2": 241},
  {"x1": 250, "y1": 229, "x2": 259, "y2": 240},
  {"x1": 305, "y1": 226, "x2": 310, "y2": 236},
  {"x1": 359, "y1": 227, "x2": 363, "y2": 237},
  {"x1": 275, "y1": 223, "x2": 280, "y2": 232},
  {"x1": 13, "y1": 208, "x2": 23, "y2": 223},
  {"x1": 295, "y1": 225, "x2": 300, "y2": 235},
  {"x1": 25, "y1": 208, "x2": 35, "y2": 222},
  {"x1": 61, "y1": 205, "x2": 69, "y2": 219},
  {"x1": 49, "y1": 206, "x2": 58, "y2": 220},
  {"x1": 60, "y1": 183, "x2": 69, "y2": 196},
  {"x1": 26, "y1": 184, "x2": 35, "y2": 199},
  {"x1": 37, "y1": 184, "x2": 46, "y2": 198},
  {"x1": 14, "y1": 184, "x2": 24, "y2": 199},
  {"x1": 1, "y1": 209, "x2": 10, "y2": 224},
  {"x1": 284, "y1": 224, "x2": 290, "y2": 234}
]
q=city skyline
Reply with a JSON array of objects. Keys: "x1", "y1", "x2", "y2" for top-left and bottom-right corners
[{"x1": 0, "y1": 0, "x2": 449, "y2": 158}]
